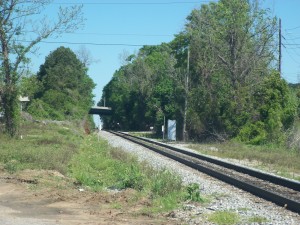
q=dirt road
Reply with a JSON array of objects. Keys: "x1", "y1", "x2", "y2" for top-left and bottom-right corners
[{"x1": 0, "y1": 170, "x2": 174, "y2": 225}]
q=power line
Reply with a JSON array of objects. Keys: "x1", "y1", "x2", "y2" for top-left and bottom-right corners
[
  {"x1": 17, "y1": 39, "x2": 283, "y2": 48},
  {"x1": 285, "y1": 25, "x2": 300, "y2": 31},
  {"x1": 69, "y1": 32, "x2": 173, "y2": 37},
  {"x1": 284, "y1": 36, "x2": 300, "y2": 41},
  {"x1": 282, "y1": 37, "x2": 300, "y2": 57},
  {"x1": 16, "y1": 39, "x2": 285, "y2": 48},
  {"x1": 52, "y1": 1, "x2": 211, "y2": 5},
  {"x1": 282, "y1": 43, "x2": 300, "y2": 46},
  {"x1": 24, "y1": 30, "x2": 174, "y2": 37},
  {"x1": 284, "y1": 48, "x2": 300, "y2": 64},
  {"x1": 17, "y1": 40, "x2": 153, "y2": 46}
]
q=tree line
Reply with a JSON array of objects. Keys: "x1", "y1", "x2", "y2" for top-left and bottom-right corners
[{"x1": 100, "y1": 0, "x2": 298, "y2": 145}]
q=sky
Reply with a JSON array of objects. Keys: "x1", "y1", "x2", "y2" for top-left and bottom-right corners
[{"x1": 26, "y1": 0, "x2": 300, "y2": 124}]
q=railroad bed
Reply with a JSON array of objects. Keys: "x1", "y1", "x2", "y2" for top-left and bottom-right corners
[
  {"x1": 99, "y1": 131, "x2": 300, "y2": 225},
  {"x1": 109, "y1": 131, "x2": 300, "y2": 213}
]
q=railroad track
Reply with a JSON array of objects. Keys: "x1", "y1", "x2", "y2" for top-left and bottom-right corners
[{"x1": 108, "y1": 130, "x2": 300, "y2": 214}]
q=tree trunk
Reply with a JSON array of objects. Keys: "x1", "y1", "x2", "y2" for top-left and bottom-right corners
[
  {"x1": 0, "y1": 29, "x2": 19, "y2": 137},
  {"x1": 2, "y1": 83, "x2": 19, "y2": 137}
]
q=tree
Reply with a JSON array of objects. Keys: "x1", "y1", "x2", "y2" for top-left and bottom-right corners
[
  {"x1": 184, "y1": 0, "x2": 278, "y2": 139},
  {"x1": 31, "y1": 46, "x2": 95, "y2": 120},
  {"x1": 0, "y1": 1, "x2": 83, "y2": 136},
  {"x1": 76, "y1": 45, "x2": 100, "y2": 67},
  {"x1": 238, "y1": 71, "x2": 297, "y2": 144},
  {"x1": 100, "y1": 44, "x2": 180, "y2": 133}
]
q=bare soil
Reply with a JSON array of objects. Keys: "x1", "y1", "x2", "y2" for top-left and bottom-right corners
[{"x1": 0, "y1": 169, "x2": 177, "y2": 225}]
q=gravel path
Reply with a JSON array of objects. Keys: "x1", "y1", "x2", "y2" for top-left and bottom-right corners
[{"x1": 99, "y1": 131, "x2": 300, "y2": 225}]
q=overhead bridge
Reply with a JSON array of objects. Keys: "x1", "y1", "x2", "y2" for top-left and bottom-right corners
[{"x1": 88, "y1": 106, "x2": 112, "y2": 116}]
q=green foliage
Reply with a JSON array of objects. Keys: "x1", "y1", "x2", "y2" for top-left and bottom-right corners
[
  {"x1": 19, "y1": 76, "x2": 42, "y2": 100},
  {"x1": 1, "y1": 81, "x2": 21, "y2": 136},
  {"x1": 27, "y1": 99, "x2": 64, "y2": 120},
  {"x1": 4, "y1": 159, "x2": 19, "y2": 174},
  {"x1": 99, "y1": 0, "x2": 297, "y2": 147},
  {"x1": 185, "y1": 183, "x2": 204, "y2": 202},
  {"x1": 26, "y1": 46, "x2": 95, "y2": 120},
  {"x1": 150, "y1": 191, "x2": 181, "y2": 213},
  {"x1": 238, "y1": 72, "x2": 297, "y2": 144},
  {"x1": 185, "y1": 0, "x2": 277, "y2": 139},
  {"x1": 100, "y1": 44, "x2": 180, "y2": 132},
  {"x1": 150, "y1": 169, "x2": 182, "y2": 197},
  {"x1": 116, "y1": 164, "x2": 145, "y2": 190},
  {"x1": 100, "y1": 0, "x2": 285, "y2": 144},
  {"x1": 0, "y1": 2, "x2": 83, "y2": 137},
  {"x1": 238, "y1": 122, "x2": 267, "y2": 145},
  {"x1": 208, "y1": 211, "x2": 240, "y2": 225},
  {"x1": 69, "y1": 135, "x2": 187, "y2": 213}
]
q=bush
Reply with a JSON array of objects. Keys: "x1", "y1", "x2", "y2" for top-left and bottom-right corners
[
  {"x1": 116, "y1": 164, "x2": 145, "y2": 190},
  {"x1": 238, "y1": 121, "x2": 267, "y2": 145},
  {"x1": 185, "y1": 183, "x2": 203, "y2": 202},
  {"x1": 27, "y1": 99, "x2": 64, "y2": 120},
  {"x1": 238, "y1": 71, "x2": 297, "y2": 145}
]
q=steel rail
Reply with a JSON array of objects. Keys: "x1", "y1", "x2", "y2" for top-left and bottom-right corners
[
  {"x1": 124, "y1": 132, "x2": 300, "y2": 192},
  {"x1": 108, "y1": 130, "x2": 300, "y2": 214}
]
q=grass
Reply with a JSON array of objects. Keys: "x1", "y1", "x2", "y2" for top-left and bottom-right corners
[
  {"x1": 188, "y1": 141, "x2": 300, "y2": 181},
  {"x1": 69, "y1": 134, "x2": 205, "y2": 213},
  {"x1": 207, "y1": 211, "x2": 240, "y2": 225},
  {"x1": 0, "y1": 121, "x2": 82, "y2": 174},
  {"x1": 248, "y1": 216, "x2": 268, "y2": 223},
  {"x1": 0, "y1": 120, "x2": 205, "y2": 215}
]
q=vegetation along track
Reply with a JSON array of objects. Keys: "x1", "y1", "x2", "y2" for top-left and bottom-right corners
[{"x1": 108, "y1": 130, "x2": 300, "y2": 214}]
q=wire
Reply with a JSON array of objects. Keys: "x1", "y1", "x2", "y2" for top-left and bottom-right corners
[
  {"x1": 52, "y1": 1, "x2": 212, "y2": 5},
  {"x1": 69, "y1": 32, "x2": 173, "y2": 37},
  {"x1": 24, "y1": 30, "x2": 174, "y2": 37},
  {"x1": 285, "y1": 26, "x2": 300, "y2": 31},
  {"x1": 17, "y1": 40, "x2": 154, "y2": 46},
  {"x1": 282, "y1": 43, "x2": 300, "y2": 47},
  {"x1": 17, "y1": 39, "x2": 282, "y2": 48},
  {"x1": 284, "y1": 48, "x2": 300, "y2": 64},
  {"x1": 284, "y1": 36, "x2": 300, "y2": 41}
]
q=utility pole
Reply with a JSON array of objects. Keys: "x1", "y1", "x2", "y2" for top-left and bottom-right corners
[
  {"x1": 183, "y1": 48, "x2": 189, "y2": 142},
  {"x1": 279, "y1": 18, "x2": 282, "y2": 75}
]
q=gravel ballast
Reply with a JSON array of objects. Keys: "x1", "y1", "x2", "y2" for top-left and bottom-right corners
[{"x1": 99, "y1": 131, "x2": 300, "y2": 224}]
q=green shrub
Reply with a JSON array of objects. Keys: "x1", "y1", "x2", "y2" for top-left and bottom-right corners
[
  {"x1": 116, "y1": 164, "x2": 145, "y2": 190},
  {"x1": 69, "y1": 135, "x2": 189, "y2": 214},
  {"x1": 151, "y1": 191, "x2": 181, "y2": 213},
  {"x1": 185, "y1": 183, "x2": 204, "y2": 202},
  {"x1": 4, "y1": 159, "x2": 19, "y2": 174},
  {"x1": 238, "y1": 121, "x2": 267, "y2": 145}
]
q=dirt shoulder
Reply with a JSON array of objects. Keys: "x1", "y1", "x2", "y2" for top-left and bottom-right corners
[{"x1": 0, "y1": 170, "x2": 176, "y2": 225}]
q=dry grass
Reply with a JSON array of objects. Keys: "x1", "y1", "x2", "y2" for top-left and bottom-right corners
[{"x1": 188, "y1": 141, "x2": 300, "y2": 181}]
